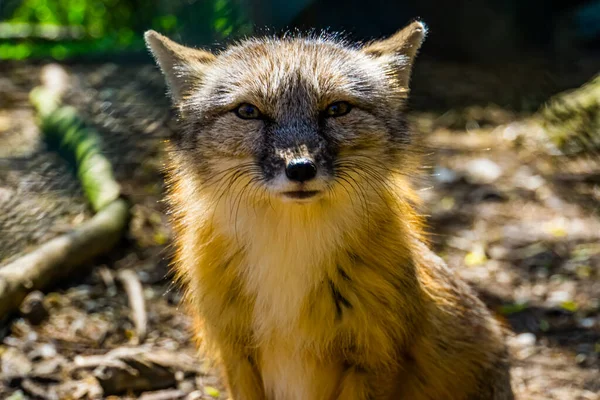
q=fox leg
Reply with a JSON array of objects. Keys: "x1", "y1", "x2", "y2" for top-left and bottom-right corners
[{"x1": 220, "y1": 347, "x2": 265, "y2": 400}]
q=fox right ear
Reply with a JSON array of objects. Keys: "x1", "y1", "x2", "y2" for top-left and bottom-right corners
[
  {"x1": 362, "y1": 21, "x2": 427, "y2": 89},
  {"x1": 144, "y1": 30, "x2": 216, "y2": 102}
]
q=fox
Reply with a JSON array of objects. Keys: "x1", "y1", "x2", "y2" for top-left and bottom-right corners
[{"x1": 145, "y1": 20, "x2": 514, "y2": 400}]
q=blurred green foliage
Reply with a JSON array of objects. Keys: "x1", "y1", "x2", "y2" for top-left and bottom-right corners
[{"x1": 0, "y1": 0, "x2": 252, "y2": 60}]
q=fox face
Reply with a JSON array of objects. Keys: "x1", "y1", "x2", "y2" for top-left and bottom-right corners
[{"x1": 146, "y1": 22, "x2": 426, "y2": 205}]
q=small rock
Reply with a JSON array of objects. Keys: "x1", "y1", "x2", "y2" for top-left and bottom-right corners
[
  {"x1": 514, "y1": 332, "x2": 536, "y2": 347},
  {"x1": 547, "y1": 290, "x2": 572, "y2": 307},
  {"x1": 144, "y1": 287, "x2": 156, "y2": 300},
  {"x1": 39, "y1": 343, "x2": 57, "y2": 358},
  {"x1": 25, "y1": 331, "x2": 38, "y2": 343},
  {"x1": 433, "y1": 166, "x2": 460, "y2": 184},
  {"x1": 177, "y1": 379, "x2": 195, "y2": 394},
  {"x1": 575, "y1": 353, "x2": 587, "y2": 365},
  {"x1": 464, "y1": 158, "x2": 503, "y2": 184},
  {"x1": 29, "y1": 343, "x2": 57, "y2": 360},
  {"x1": 175, "y1": 370, "x2": 185, "y2": 382},
  {"x1": 185, "y1": 391, "x2": 203, "y2": 400},
  {"x1": 532, "y1": 283, "x2": 547, "y2": 297},
  {"x1": 19, "y1": 291, "x2": 49, "y2": 325},
  {"x1": 578, "y1": 317, "x2": 595, "y2": 329},
  {"x1": 513, "y1": 166, "x2": 545, "y2": 191},
  {"x1": 5, "y1": 390, "x2": 26, "y2": 400},
  {"x1": 495, "y1": 270, "x2": 513, "y2": 285},
  {"x1": 534, "y1": 267, "x2": 550, "y2": 279},
  {"x1": 1, "y1": 347, "x2": 33, "y2": 381},
  {"x1": 488, "y1": 245, "x2": 509, "y2": 260},
  {"x1": 0, "y1": 187, "x2": 13, "y2": 203}
]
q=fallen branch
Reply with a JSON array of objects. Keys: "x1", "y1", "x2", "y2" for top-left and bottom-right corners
[
  {"x1": 0, "y1": 64, "x2": 130, "y2": 319},
  {"x1": 0, "y1": 199, "x2": 129, "y2": 318}
]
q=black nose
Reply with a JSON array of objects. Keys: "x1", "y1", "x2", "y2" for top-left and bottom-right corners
[{"x1": 285, "y1": 158, "x2": 317, "y2": 182}]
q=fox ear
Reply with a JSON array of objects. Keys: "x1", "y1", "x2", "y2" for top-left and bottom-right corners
[
  {"x1": 362, "y1": 21, "x2": 427, "y2": 88},
  {"x1": 144, "y1": 30, "x2": 216, "y2": 102}
]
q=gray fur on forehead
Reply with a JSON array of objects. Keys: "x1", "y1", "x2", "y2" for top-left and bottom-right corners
[
  {"x1": 212, "y1": 34, "x2": 377, "y2": 72},
  {"x1": 193, "y1": 36, "x2": 397, "y2": 112}
]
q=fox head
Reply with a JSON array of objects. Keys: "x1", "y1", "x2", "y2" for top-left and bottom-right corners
[{"x1": 145, "y1": 22, "x2": 426, "y2": 209}]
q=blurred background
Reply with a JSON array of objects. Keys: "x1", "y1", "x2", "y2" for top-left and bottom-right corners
[{"x1": 0, "y1": 1, "x2": 599, "y2": 399}]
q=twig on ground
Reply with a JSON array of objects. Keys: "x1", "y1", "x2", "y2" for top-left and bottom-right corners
[
  {"x1": 72, "y1": 347, "x2": 203, "y2": 395},
  {"x1": 117, "y1": 269, "x2": 148, "y2": 343}
]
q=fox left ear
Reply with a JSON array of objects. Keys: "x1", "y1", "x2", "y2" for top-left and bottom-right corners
[
  {"x1": 362, "y1": 20, "x2": 427, "y2": 88},
  {"x1": 144, "y1": 30, "x2": 216, "y2": 103}
]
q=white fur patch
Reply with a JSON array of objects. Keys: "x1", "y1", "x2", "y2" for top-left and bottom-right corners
[{"x1": 210, "y1": 193, "x2": 361, "y2": 398}]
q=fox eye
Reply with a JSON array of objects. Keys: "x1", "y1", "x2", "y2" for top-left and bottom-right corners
[
  {"x1": 235, "y1": 103, "x2": 261, "y2": 119},
  {"x1": 325, "y1": 101, "x2": 352, "y2": 117}
]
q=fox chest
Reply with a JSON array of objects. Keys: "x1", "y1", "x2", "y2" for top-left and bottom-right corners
[
  {"x1": 238, "y1": 256, "x2": 357, "y2": 399},
  {"x1": 245, "y1": 276, "x2": 352, "y2": 400},
  {"x1": 240, "y1": 250, "x2": 355, "y2": 341}
]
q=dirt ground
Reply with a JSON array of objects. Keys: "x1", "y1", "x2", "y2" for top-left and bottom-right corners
[{"x1": 0, "y1": 60, "x2": 599, "y2": 400}]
